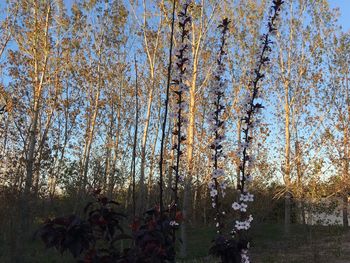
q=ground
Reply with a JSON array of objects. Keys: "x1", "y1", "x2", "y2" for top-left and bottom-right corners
[
  {"x1": 1, "y1": 223, "x2": 350, "y2": 262},
  {"x1": 183, "y1": 224, "x2": 350, "y2": 263}
]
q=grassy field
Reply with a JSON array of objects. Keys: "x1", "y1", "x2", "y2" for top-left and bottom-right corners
[
  {"x1": 1, "y1": 223, "x2": 349, "y2": 262},
  {"x1": 251, "y1": 223, "x2": 349, "y2": 263},
  {"x1": 181, "y1": 223, "x2": 350, "y2": 263}
]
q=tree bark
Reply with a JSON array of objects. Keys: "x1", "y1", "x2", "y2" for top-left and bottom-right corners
[{"x1": 284, "y1": 82, "x2": 292, "y2": 235}]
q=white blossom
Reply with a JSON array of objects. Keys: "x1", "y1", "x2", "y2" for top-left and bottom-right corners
[
  {"x1": 220, "y1": 181, "x2": 227, "y2": 190},
  {"x1": 240, "y1": 193, "x2": 254, "y2": 202},
  {"x1": 169, "y1": 220, "x2": 179, "y2": 227},
  {"x1": 248, "y1": 214, "x2": 253, "y2": 222},
  {"x1": 232, "y1": 202, "x2": 240, "y2": 210},
  {"x1": 240, "y1": 203, "x2": 247, "y2": 212},
  {"x1": 210, "y1": 188, "x2": 218, "y2": 197},
  {"x1": 212, "y1": 168, "x2": 225, "y2": 179},
  {"x1": 241, "y1": 249, "x2": 250, "y2": 263},
  {"x1": 235, "y1": 220, "x2": 251, "y2": 231},
  {"x1": 245, "y1": 174, "x2": 253, "y2": 182}
]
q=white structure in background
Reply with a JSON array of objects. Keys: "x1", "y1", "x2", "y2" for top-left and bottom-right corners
[{"x1": 305, "y1": 197, "x2": 348, "y2": 226}]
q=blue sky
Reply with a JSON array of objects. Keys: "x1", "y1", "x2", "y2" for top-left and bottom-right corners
[
  {"x1": 328, "y1": 0, "x2": 350, "y2": 31},
  {"x1": 61, "y1": 0, "x2": 350, "y2": 31},
  {"x1": 0, "y1": 0, "x2": 348, "y2": 30}
]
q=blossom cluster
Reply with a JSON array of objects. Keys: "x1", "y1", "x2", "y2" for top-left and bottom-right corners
[
  {"x1": 232, "y1": 202, "x2": 247, "y2": 212},
  {"x1": 240, "y1": 192, "x2": 254, "y2": 202},
  {"x1": 169, "y1": 220, "x2": 179, "y2": 227},
  {"x1": 208, "y1": 18, "x2": 230, "y2": 234},
  {"x1": 234, "y1": 215, "x2": 253, "y2": 230},
  {"x1": 241, "y1": 249, "x2": 250, "y2": 263}
]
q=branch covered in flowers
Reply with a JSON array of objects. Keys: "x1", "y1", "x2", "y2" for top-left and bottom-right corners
[
  {"x1": 232, "y1": 0, "x2": 284, "y2": 262},
  {"x1": 208, "y1": 18, "x2": 230, "y2": 234},
  {"x1": 169, "y1": 0, "x2": 192, "y2": 240}
]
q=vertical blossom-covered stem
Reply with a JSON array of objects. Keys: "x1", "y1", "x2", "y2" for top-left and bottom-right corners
[
  {"x1": 231, "y1": 1, "x2": 284, "y2": 262},
  {"x1": 169, "y1": 0, "x2": 191, "y2": 241},
  {"x1": 208, "y1": 18, "x2": 230, "y2": 234},
  {"x1": 159, "y1": 0, "x2": 176, "y2": 219}
]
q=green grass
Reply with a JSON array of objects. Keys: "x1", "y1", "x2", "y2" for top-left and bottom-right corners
[
  {"x1": 185, "y1": 225, "x2": 216, "y2": 259},
  {"x1": 181, "y1": 223, "x2": 348, "y2": 263},
  {"x1": 0, "y1": 240, "x2": 74, "y2": 263},
  {"x1": 250, "y1": 223, "x2": 348, "y2": 263}
]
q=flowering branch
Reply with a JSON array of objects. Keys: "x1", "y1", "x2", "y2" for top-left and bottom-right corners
[
  {"x1": 232, "y1": 1, "x2": 284, "y2": 262},
  {"x1": 169, "y1": 0, "x2": 192, "y2": 241},
  {"x1": 208, "y1": 18, "x2": 230, "y2": 235}
]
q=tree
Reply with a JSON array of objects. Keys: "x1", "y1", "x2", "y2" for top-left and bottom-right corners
[
  {"x1": 323, "y1": 32, "x2": 350, "y2": 227},
  {"x1": 270, "y1": 0, "x2": 335, "y2": 233}
]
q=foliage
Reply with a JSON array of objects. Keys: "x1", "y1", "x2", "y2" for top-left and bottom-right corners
[
  {"x1": 36, "y1": 191, "x2": 130, "y2": 262},
  {"x1": 129, "y1": 206, "x2": 179, "y2": 262},
  {"x1": 36, "y1": 191, "x2": 182, "y2": 262},
  {"x1": 209, "y1": 235, "x2": 247, "y2": 263}
]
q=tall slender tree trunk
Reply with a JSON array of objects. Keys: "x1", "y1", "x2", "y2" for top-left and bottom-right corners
[
  {"x1": 23, "y1": 2, "x2": 51, "y2": 227},
  {"x1": 103, "y1": 106, "x2": 113, "y2": 193},
  {"x1": 180, "y1": 13, "x2": 203, "y2": 254},
  {"x1": 295, "y1": 140, "x2": 305, "y2": 224},
  {"x1": 137, "y1": 85, "x2": 153, "y2": 214},
  {"x1": 343, "y1": 81, "x2": 349, "y2": 228},
  {"x1": 19, "y1": 4, "x2": 51, "y2": 261},
  {"x1": 33, "y1": 108, "x2": 54, "y2": 195},
  {"x1": 137, "y1": 3, "x2": 162, "y2": 214},
  {"x1": 78, "y1": 41, "x2": 104, "y2": 205},
  {"x1": 192, "y1": 105, "x2": 206, "y2": 223},
  {"x1": 132, "y1": 58, "x2": 139, "y2": 218},
  {"x1": 81, "y1": 87, "x2": 100, "y2": 192},
  {"x1": 181, "y1": 51, "x2": 198, "y2": 259},
  {"x1": 236, "y1": 120, "x2": 241, "y2": 188},
  {"x1": 180, "y1": 178, "x2": 190, "y2": 258},
  {"x1": 277, "y1": 0, "x2": 294, "y2": 235},
  {"x1": 343, "y1": 194, "x2": 348, "y2": 228},
  {"x1": 284, "y1": 83, "x2": 292, "y2": 235},
  {"x1": 147, "y1": 104, "x2": 161, "y2": 207},
  {"x1": 108, "y1": 87, "x2": 122, "y2": 199}
]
